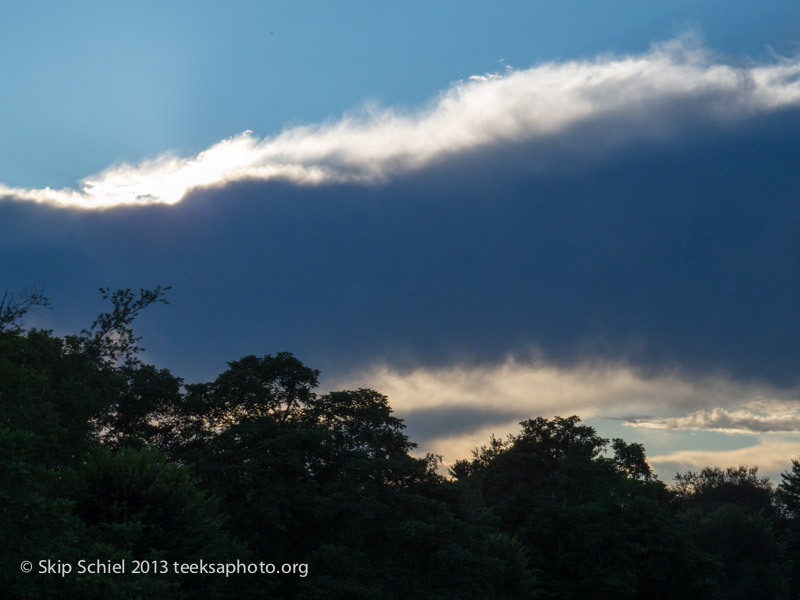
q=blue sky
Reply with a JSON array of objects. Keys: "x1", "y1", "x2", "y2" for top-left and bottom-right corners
[
  {"x1": 3, "y1": 1, "x2": 800, "y2": 479},
  {"x1": 3, "y1": 0, "x2": 798, "y2": 189}
]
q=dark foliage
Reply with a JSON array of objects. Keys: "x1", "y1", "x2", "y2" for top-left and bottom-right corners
[{"x1": 1, "y1": 287, "x2": 799, "y2": 598}]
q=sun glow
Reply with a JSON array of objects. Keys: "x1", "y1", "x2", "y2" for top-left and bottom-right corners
[{"x1": 2, "y1": 37, "x2": 799, "y2": 210}]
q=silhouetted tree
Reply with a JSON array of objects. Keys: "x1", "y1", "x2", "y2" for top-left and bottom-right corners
[
  {"x1": 5, "y1": 286, "x2": 800, "y2": 598},
  {"x1": 453, "y1": 416, "x2": 717, "y2": 599},
  {"x1": 778, "y1": 458, "x2": 800, "y2": 598},
  {"x1": 674, "y1": 466, "x2": 776, "y2": 516},
  {"x1": 674, "y1": 466, "x2": 788, "y2": 599},
  {"x1": 0, "y1": 287, "x2": 49, "y2": 331}
]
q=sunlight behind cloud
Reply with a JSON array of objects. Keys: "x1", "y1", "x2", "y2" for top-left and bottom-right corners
[{"x1": 2, "y1": 36, "x2": 800, "y2": 209}]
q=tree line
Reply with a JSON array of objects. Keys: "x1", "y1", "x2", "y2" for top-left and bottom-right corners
[{"x1": 3, "y1": 288, "x2": 800, "y2": 598}]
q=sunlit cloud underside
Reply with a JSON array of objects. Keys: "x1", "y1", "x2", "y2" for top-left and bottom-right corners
[
  {"x1": 2, "y1": 36, "x2": 800, "y2": 209},
  {"x1": 330, "y1": 358, "x2": 800, "y2": 479}
]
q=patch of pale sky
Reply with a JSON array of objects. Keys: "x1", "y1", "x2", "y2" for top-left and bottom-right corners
[
  {"x1": 650, "y1": 435, "x2": 800, "y2": 482},
  {"x1": 2, "y1": 36, "x2": 799, "y2": 209}
]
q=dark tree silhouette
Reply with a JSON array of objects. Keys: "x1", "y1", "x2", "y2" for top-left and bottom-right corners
[{"x1": 3, "y1": 286, "x2": 800, "y2": 599}]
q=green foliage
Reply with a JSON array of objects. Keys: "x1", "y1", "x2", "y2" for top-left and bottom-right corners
[
  {"x1": 680, "y1": 505, "x2": 789, "y2": 600},
  {"x1": 0, "y1": 428, "x2": 82, "y2": 599},
  {"x1": 184, "y1": 383, "x2": 522, "y2": 598},
  {"x1": 778, "y1": 458, "x2": 800, "y2": 516},
  {"x1": 0, "y1": 326, "x2": 121, "y2": 465},
  {"x1": 100, "y1": 364, "x2": 184, "y2": 449},
  {"x1": 674, "y1": 465, "x2": 776, "y2": 515},
  {"x1": 75, "y1": 446, "x2": 255, "y2": 599},
  {"x1": 0, "y1": 288, "x2": 50, "y2": 332},
  {"x1": 4, "y1": 286, "x2": 800, "y2": 598},
  {"x1": 183, "y1": 352, "x2": 319, "y2": 429},
  {"x1": 611, "y1": 437, "x2": 653, "y2": 480},
  {"x1": 775, "y1": 459, "x2": 800, "y2": 598},
  {"x1": 78, "y1": 286, "x2": 171, "y2": 367},
  {"x1": 672, "y1": 466, "x2": 790, "y2": 599},
  {"x1": 452, "y1": 415, "x2": 721, "y2": 599}
]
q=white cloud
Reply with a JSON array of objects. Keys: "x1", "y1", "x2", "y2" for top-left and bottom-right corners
[{"x1": 2, "y1": 35, "x2": 800, "y2": 209}]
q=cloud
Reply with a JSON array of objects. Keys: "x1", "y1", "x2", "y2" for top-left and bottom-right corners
[
  {"x1": 625, "y1": 406, "x2": 800, "y2": 434},
  {"x1": 3, "y1": 35, "x2": 800, "y2": 209},
  {"x1": 331, "y1": 357, "x2": 800, "y2": 422},
  {"x1": 327, "y1": 357, "x2": 800, "y2": 476},
  {"x1": 650, "y1": 436, "x2": 800, "y2": 481},
  {"x1": 3, "y1": 102, "x2": 800, "y2": 385}
]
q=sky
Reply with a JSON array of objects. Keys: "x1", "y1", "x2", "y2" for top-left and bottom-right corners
[{"x1": 3, "y1": 1, "x2": 800, "y2": 481}]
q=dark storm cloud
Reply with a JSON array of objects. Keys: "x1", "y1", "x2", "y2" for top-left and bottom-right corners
[{"x1": 3, "y1": 106, "x2": 800, "y2": 390}]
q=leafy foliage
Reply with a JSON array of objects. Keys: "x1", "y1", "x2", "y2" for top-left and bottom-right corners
[
  {"x1": 0, "y1": 287, "x2": 50, "y2": 332},
  {"x1": 2, "y1": 286, "x2": 800, "y2": 598},
  {"x1": 78, "y1": 286, "x2": 171, "y2": 367},
  {"x1": 674, "y1": 466, "x2": 776, "y2": 515},
  {"x1": 450, "y1": 415, "x2": 721, "y2": 599}
]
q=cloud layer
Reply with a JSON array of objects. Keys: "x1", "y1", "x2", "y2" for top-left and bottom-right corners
[
  {"x1": 625, "y1": 406, "x2": 800, "y2": 434},
  {"x1": 330, "y1": 358, "x2": 800, "y2": 479},
  {"x1": 4, "y1": 36, "x2": 800, "y2": 482},
  {"x1": 3, "y1": 100, "x2": 800, "y2": 386},
  {"x1": 335, "y1": 357, "x2": 794, "y2": 423},
  {"x1": 3, "y1": 36, "x2": 800, "y2": 209}
]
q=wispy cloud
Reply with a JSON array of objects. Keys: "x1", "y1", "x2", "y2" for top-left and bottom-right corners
[
  {"x1": 625, "y1": 406, "x2": 800, "y2": 434},
  {"x1": 330, "y1": 358, "x2": 799, "y2": 423},
  {"x1": 3, "y1": 35, "x2": 799, "y2": 209},
  {"x1": 327, "y1": 357, "x2": 800, "y2": 476}
]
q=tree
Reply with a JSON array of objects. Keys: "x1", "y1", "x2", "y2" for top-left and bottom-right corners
[
  {"x1": 673, "y1": 466, "x2": 788, "y2": 599},
  {"x1": 778, "y1": 458, "x2": 800, "y2": 515},
  {"x1": 0, "y1": 287, "x2": 50, "y2": 332},
  {"x1": 75, "y1": 286, "x2": 171, "y2": 368},
  {"x1": 777, "y1": 458, "x2": 800, "y2": 598},
  {"x1": 180, "y1": 352, "x2": 319, "y2": 430},
  {"x1": 99, "y1": 363, "x2": 184, "y2": 449},
  {"x1": 453, "y1": 416, "x2": 716, "y2": 599},
  {"x1": 0, "y1": 428, "x2": 84, "y2": 599},
  {"x1": 179, "y1": 373, "x2": 533, "y2": 599},
  {"x1": 0, "y1": 287, "x2": 172, "y2": 463},
  {"x1": 679, "y1": 504, "x2": 788, "y2": 600},
  {"x1": 75, "y1": 446, "x2": 257, "y2": 599},
  {"x1": 0, "y1": 286, "x2": 214, "y2": 598},
  {"x1": 674, "y1": 466, "x2": 776, "y2": 516},
  {"x1": 8, "y1": 285, "x2": 797, "y2": 597}
]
